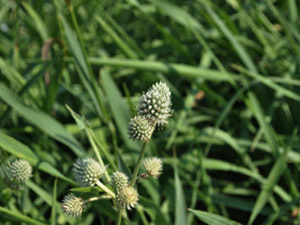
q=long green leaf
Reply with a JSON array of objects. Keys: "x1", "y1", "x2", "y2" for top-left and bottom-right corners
[
  {"x1": 139, "y1": 196, "x2": 169, "y2": 225},
  {"x1": 233, "y1": 65, "x2": 300, "y2": 102},
  {"x1": 189, "y1": 209, "x2": 242, "y2": 225},
  {"x1": 246, "y1": 93, "x2": 278, "y2": 156},
  {"x1": 201, "y1": 2, "x2": 257, "y2": 72},
  {"x1": 0, "y1": 131, "x2": 75, "y2": 185},
  {"x1": 22, "y1": 2, "x2": 48, "y2": 41},
  {"x1": 51, "y1": 178, "x2": 57, "y2": 225},
  {"x1": 248, "y1": 145, "x2": 292, "y2": 224},
  {"x1": 153, "y1": 0, "x2": 205, "y2": 33},
  {"x1": 101, "y1": 69, "x2": 137, "y2": 149},
  {"x1": 0, "y1": 206, "x2": 46, "y2": 225},
  {"x1": 0, "y1": 83, "x2": 85, "y2": 157},
  {"x1": 174, "y1": 163, "x2": 187, "y2": 225},
  {"x1": 86, "y1": 57, "x2": 237, "y2": 81},
  {"x1": 0, "y1": 57, "x2": 25, "y2": 88},
  {"x1": 58, "y1": 10, "x2": 107, "y2": 121}
]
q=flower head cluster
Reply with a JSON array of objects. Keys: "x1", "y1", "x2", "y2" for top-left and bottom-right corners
[
  {"x1": 138, "y1": 82, "x2": 172, "y2": 127},
  {"x1": 116, "y1": 186, "x2": 139, "y2": 210},
  {"x1": 128, "y1": 82, "x2": 172, "y2": 141},
  {"x1": 72, "y1": 158, "x2": 104, "y2": 187},
  {"x1": 112, "y1": 171, "x2": 139, "y2": 210},
  {"x1": 111, "y1": 171, "x2": 128, "y2": 192},
  {"x1": 61, "y1": 193, "x2": 85, "y2": 218},
  {"x1": 60, "y1": 82, "x2": 172, "y2": 219},
  {"x1": 128, "y1": 116, "x2": 153, "y2": 141},
  {"x1": 9, "y1": 159, "x2": 32, "y2": 183},
  {"x1": 143, "y1": 157, "x2": 163, "y2": 178}
]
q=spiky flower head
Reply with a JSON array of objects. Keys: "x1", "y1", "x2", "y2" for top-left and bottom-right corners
[
  {"x1": 116, "y1": 186, "x2": 139, "y2": 210},
  {"x1": 111, "y1": 171, "x2": 129, "y2": 192},
  {"x1": 61, "y1": 193, "x2": 85, "y2": 218},
  {"x1": 138, "y1": 82, "x2": 172, "y2": 127},
  {"x1": 143, "y1": 157, "x2": 163, "y2": 178},
  {"x1": 9, "y1": 159, "x2": 32, "y2": 183},
  {"x1": 72, "y1": 158, "x2": 104, "y2": 187},
  {"x1": 128, "y1": 116, "x2": 153, "y2": 141}
]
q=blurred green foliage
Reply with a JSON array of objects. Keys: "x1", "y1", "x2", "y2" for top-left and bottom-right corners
[{"x1": 1, "y1": 0, "x2": 300, "y2": 224}]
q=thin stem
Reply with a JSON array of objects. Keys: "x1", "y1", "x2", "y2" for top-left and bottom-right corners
[
  {"x1": 68, "y1": 4, "x2": 109, "y2": 122},
  {"x1": 116, "y1": 210, "x2": 122, "y2": 225},
  {"x1": 136, "y1": 205, "x2": 150, "y2": 225},
  {"x1": 129, "y1": 141, "x2": 148, "y2": 186},
  {"x1": 85, "y1": 195, "x2": 112, "y2": 203},
  {"x1": 96, "y1": 180, "x2": 115, "y2": 199},
  {"x1": 86, "y1": 128, "x2": 110, "y2": 181}
]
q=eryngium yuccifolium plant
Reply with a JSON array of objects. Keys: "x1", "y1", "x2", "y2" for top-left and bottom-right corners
[
  {"x1": 138, "y1": 82, "x2": 172, "y2": 127},
  {"x1": 116, "y1": 186, "x2": 139, "y2": 210},
  {"x1": 61, "y1": 193, "x2": 85, "y2": 218},
  {"x1": 9, "y1": 159, "x2": 32, "y2": 183},
  {"x1": 111, "y1": 171, "x2": 129, "y2": 192},
  {"x1": 143, "y1": 157, "x2": 163, "y2": 178},
  {"x1": 72, "y1": 158, "x2": 104, "y2": 187},
  {"x1": 128, "y1": 115, "x2": 153, "y2": 141}
]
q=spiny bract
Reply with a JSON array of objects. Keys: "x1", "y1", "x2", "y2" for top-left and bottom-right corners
[
  {"x1": 9, "y1": 159, "x2": 32, "y2": 183},
  {"x1": 143, "y1": 157, "x2": 163, "y2": 178},
  {"x1": 61, "y1": 193, "x2": 85, "y2": 218},
  {"x1": 72, "y1": 158, "x2": 104, "y2": 187},
  {"x1": 138, "y1": 82, "x2": 172, "y2": 127},
  {"x1": 111, "y1": 171, "x2": 129, "y2": 192},
  {"x1": 128, "y1": 115, "x2": 153, "y2": 141},
  {"x1": 116, "y1": 186, "x2": 139, "y2": 210}
]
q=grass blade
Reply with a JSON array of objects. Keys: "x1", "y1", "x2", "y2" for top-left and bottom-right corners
[
  {"x1": 246, "y1": 93, "x2": 278, "y2": 156},
  {"x1": 51, "y1": 178, "x2": 57, "y2": 225},
  {"x1": 0, "y1": 131, "x2": 75, "y2": 185},
  {"x1": 86, "y1": 57, "x2": 237, "y2": 81},
  {"x1": 101, "y1": 69, "x2": 137, "y2": 149},
  {"x1": 22, "y1": 2, "x2": 48, "y2": 41},
  {"x1": 188, "y1": 209, "x2": 242, "y2": 225},
  {"x1": 0, "y1": 206, "x2": 46, "y2": 225},
  {"x1": 96, "y1": 16, "x2": 138, "y2": 59},
  {"x1": 58, "y1": 11, "x2": 106, "y2": 120},
  {"x1": 0, "y1": 83, "x2": 85, "y2": 157},
  {"x1": 233, "y1": 65, "x2": 300, "y2": 102},
  {"x1": 174, "y1": 160, "x2": 187, "y2": 225},
  {"x1": 0, "y1": 57, "x2": 25, "y2": 88},
  {"x1": 248, "y1": 143, "x2": 292, "y2": 224},
  {"x1": 201, "y1": 2, "x2": 257, "y2": 72}
]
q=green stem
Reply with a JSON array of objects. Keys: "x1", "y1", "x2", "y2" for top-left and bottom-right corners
[
  {"x1": 96, "y1": 180, "x2": 115, "y2": 199},
  {"x1": 130, "y1": 141, "x2": 148, "y2": 186},
  {"x1": 116, "y1": 210, "x2": 122, "y2": 225},
  {"x1": 86, "y1": 128, "x2": 110, "y2": 182},
  {"x1": 86, "y1": 195, "x2": 111, "y2": 203},
  {"x1": 68, "y1": 4, "x2": 109, "y2": 122}
]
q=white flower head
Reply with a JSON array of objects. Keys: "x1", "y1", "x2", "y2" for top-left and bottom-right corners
[
  {"x1": 9, "y1": 159, "x2": 32, "y2": 183},
  {"x1": 72, "y1": 158, "x2": 104, "y2": 187},
  {"x1": 138, "y1": 82, "x2": 172, "y2": 127},
  {"x1": 61, "y1": 194, "x2": 85, "y2": 218},
  {"x1": 143, "y1": 157, "x2": 163, "y2": 178},
  {"x1": 128, "y1": 115, "x2": 154, "y2": 141},
  {"x1": 111, "y1": 171, "x2": 129, "y2": 192},
  {"x1": 116, "y1": 186, "x2": 139, "y2": 210}
]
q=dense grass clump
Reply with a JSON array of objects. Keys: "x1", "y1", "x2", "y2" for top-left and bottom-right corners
[{"x1": 1, "y1": 0, "x2": 300, "y2": 224}]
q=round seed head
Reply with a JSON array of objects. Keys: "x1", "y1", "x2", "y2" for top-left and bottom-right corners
[
  {"x1": 72, "y1": 158, "x2": 104, "y2": 187},
  {"x1": 116, "y1": 186, "x2": 139, "y2": 210},
  {"x1": 111, "y1": 171, "x2": 129, "y2": 192},
  {"x1": 61, "y1": 193, "x2": 85, "y2": 218},
  {"x1": 138, "y1": 82, "x2": 172, "y2": 127},
  {"x1": 143, "y1": 157, "x2": 163, "y2": 178},
  {"x1": 9, "y1": 159, "x2": 32, "y2": 183},
  {"x1": 128, "y1": 116, "x2": 153, "y2": 141}
]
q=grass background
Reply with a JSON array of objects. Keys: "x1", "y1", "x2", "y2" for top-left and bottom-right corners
[{"x1": 0, "y1": 0, "x2": 300, "y2": 224}]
